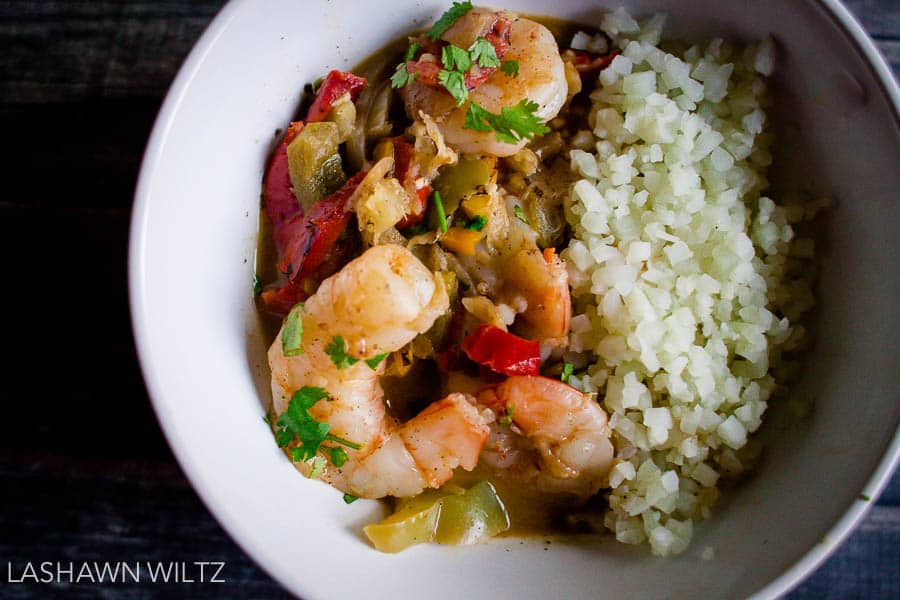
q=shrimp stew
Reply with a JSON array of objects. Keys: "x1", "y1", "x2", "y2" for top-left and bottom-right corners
[{"x1": 255, "y1": 3, "x2": 823, "y2": 556}]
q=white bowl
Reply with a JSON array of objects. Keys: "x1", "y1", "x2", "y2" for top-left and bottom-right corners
[{"x1": 130, "y1": 1, "x2": 900, "y2": 598}]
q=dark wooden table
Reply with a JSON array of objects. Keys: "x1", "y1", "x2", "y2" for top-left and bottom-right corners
[{"x1": 0, "y1": 1, "x2": 897, "y2": 598}]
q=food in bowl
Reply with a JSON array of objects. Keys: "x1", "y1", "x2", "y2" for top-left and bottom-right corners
[{"x1": 254, "y1": 2, "x2": 825, "y2": 556}]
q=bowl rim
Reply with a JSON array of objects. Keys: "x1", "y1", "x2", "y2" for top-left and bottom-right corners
[{"x1": 128, "y1": 1, "x2": 900, "y2": 598}]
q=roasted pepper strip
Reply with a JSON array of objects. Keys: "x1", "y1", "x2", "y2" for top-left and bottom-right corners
[
  {"x1": 306, "y1": 70, "x2": 367, "y2": 123},
  {"x1": 563, "y1": 48, "x2": 621, "y2": 74},
  {"x1": 277, "y1": 170, "x2": 367, "y2": 282},
  {"x1": 263, "y1": 121, "x2": 306, "y2": 237},
  {"x1": 461, "y1": 325, "x2": 541, "y2": 376}
]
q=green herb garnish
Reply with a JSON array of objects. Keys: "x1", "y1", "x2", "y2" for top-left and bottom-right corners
[
  {"x1": 365, "y1": 352, "x2": 389, "y2": 369},
  {"x1": 561, "y1": 362, "x2": 574, "y2": 383},
  {"x1": 499, "y1": 402, "x2": 516, "y2": 426},
  {"x1": 326, "y1": 335, "x2": 359, "y2": 369},
  {"x1": 434, "y1": 190, "x2": 449, "y2": 233},
  {"x1": 464, "y1": 99, "x2": 550, "y2": 144},
  {"x1": 442, "y1": 44, "x2": 473, "y2": 72},
  {"x1": 274, "y1": 386, "x2": 361, "y2": 477},
  {"x1": 860, "y1": 494, "x2": 871, "y2": 502},
  {"x1": 252, "y1": 275, "x2": 262, "y2": 296},
  {"x1": 391, "y1": 62, "x2": 417, "y2": 88},
  {"x1": 438, "y1": 69, "x2": 468, "y2": 105},
  {"x1": 404, "y1": 42, "x2": 421, "y2": 62},
  {"x1": 343, "y1": 493, "x2": 358, "y2": 504},
  {"x1": 275, "y1": 386, "x2": 331, "y2": 460},
  {"x1": 330, "y1": 447, "x2": 349, "y2": 468},
  {"x1": 500, "y1": 60, "x2": 519, "y2": 78},
  {"x1": 307, "y1": 455, "x2": 327, "y2": 479},
  {"x1": 460, "y1": 214, "x2": 487, "y2": 231},
  {"x1": 281, "y1": 303, "x2": 305, "y2": 357},
  {"x1": 469, "y1": 37, "x2": 500, "y2": 68},
  {"x1": 426, "y1": 1, "x2": 473, "y2": 41},
  {"x1": 514, "y1": 204, "x2": 528, "y2": 224}
]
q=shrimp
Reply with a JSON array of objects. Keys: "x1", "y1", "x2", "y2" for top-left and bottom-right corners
[
  {"x1": 268, "y1": 244, "x2": 492, "y2": 498},
  {"x1": 478, "y1": 376, "x2": 613, "y2": 498},
  {"x1": 503, "y1": 247, "x2": 571, "y2": 345},
  {"x1": 401, "y1": 8, "x2": 567, "y2": 157}
]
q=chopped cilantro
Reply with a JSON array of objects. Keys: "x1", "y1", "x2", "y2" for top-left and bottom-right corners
[
  {"x1": 469, "y1": 37, "x2": 500, "y2": 68},
  {"x1": 263, "y1": 414, "x2": 271, "y2": 425},
  {"x1": 438, "y1": 69, "x2": 468, "y2": 105},
  {"x1": 499, "y1": 402, "x2": 516, "y2": 426},
  {"x1": 330, "y1": 447, "x2": 348, "y2": 468},
  {"x1": 433, "y1": 190, "x2": 449, "y2": 233},
  {"x1": 561, "y1": 362, "x2": 574, "y2": 383},
  {"x1": 426, "y1": 1, "x2": 473, "y2": 41},
  {"x1": 275, "y1": 386, "x2": 331, "y2": 460},
  {"x1": 391, "y1": 62, "x2": 417, "y2": 88},
  {"x1": 365, "y1": 352, "x2": 389, "y2": 369},
  {"x1": 326, "y1": 433, "x2": 361, "y2": 450},
  {"x1": 464, "y1": 99, "x2": 550, "y2": 144},
  {"x1": 326, "y1": 335, "x2": 359, "y2": 369},
  {"x1": 307, "y1": 455, "x2": 327, "y2": 479},
  {"x1": 860, "y1": 494, "x2": 871, "y2": 502},
  {"x1": 460, "y1": 214, "x2": 487, "y2": 231},
  {"x1": 274, "y1": 385, "x2": 361, "y2": 473},
  {"x1": 281, "y1": 303, "x2": 305, "y2": 357},
  {"x1": 442, "y1": 44, "x2": 472, "y2": 72},
  {"x1": 343, "y1": 493, "x2": 358, "y2": 504},
  {"x1": 500, "y1": 60, "x2": 519, "y2": 78},
  {"x1": 252, "y1": 275, "x2": 262, "y2": 296},
  {"x1": 404, "y1": 42, "x2": 421, "y2": 62},
  {"x1": 514, "y1": 204, "x2": 529, "y2": 224}
]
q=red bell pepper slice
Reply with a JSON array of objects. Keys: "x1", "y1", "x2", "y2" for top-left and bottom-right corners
[
  {"x1": 564, "y1": 49, "x2": 621, "y2": 75},
  {"x1": 306, "y1": 70, "x2": 367, "y2": 123},
  {"x1": 260, "y1": 278, "x2": 308, "y2": 316},
  {"x1": 262, "y1": 121, "x2": 305, "y2": 238},
  {"x1": 461, "y1": 325, "x2": 541, "y2": 377},
  {"x1": 277, "y1": 170, "x2": 367, "y2": 281}
]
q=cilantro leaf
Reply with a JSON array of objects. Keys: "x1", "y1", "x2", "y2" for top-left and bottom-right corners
[
  {"x1": 404, "y1": 42, "x2": 421, "y2": 62},
  {"x1": 343, "y1": 493, "x2": 358, "y2": 504},
  {"x1": 252, "y1": 275, "x2": 262, "y2": 296},
  {"x1": 426, "y1": 1, "x2": 473, "y2": 41},
  {"x1": 499, "y1": 402, "x2": 516, "y2": 426},
  {"x1": 561, "y1": 362, "x2": 574, "y2": 383},
  {"x1": 307, "y1": 455, "x2": 327, "y2": 479},
  {"x1": 514, "y1": 204, "x2": 529, "y2": 224},
  {"x1": 330, "y1": 447, "x2": 348, "y2": 468},
  {"x1": 438, "y1": 69, "x2": 468, "y2": 105},
  {"x1": 460, "y1": 214, "x2": 487, "y2": 231},
  {"x1": 469, "y1": 37, "x2": 500, "y2": 68},
  {"x1": 464, "y1": 99, "x2": 550, "y2": 143},
  {"x1": 326, "y1": 432, "x2": 362, "y2": 450},
  {"x1": 391, "y1": 62, "x2": 417, "y2": 88},
  {"x1": 365, "y1": 352, "x2": 389, "y2": 369},
  {"x1": 500, "y1": 60, "x2": 519, "y2": 78},
  {"x1": 433, "y1": 190, "x2": 449, "y2": 233},
  {"x1": 326, "y1": 335, "x2": 359, "y2": 369},
  {"x1": 275, "y1": 386, "x2": 331, "y2": 461},
  {"x1": 442, "y1": 44, "x2": 472, "y2": 72},
  {"x1": 281, "y1": 303, "x2": 305, "y2": 357}
]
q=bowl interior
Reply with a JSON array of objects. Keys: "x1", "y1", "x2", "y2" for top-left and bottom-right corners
[{"x1": 130, "y1": 1, "x2": 900, "y2": 598}]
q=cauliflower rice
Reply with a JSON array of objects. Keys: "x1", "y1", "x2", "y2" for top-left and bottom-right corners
[{"x1": 561, "y1": 9, "x2": 825, "y2": 556}]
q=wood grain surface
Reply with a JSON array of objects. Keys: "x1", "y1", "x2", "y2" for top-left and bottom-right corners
[{"x1": 0, "y1": 1, "x2": 897, "y2": 598}]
